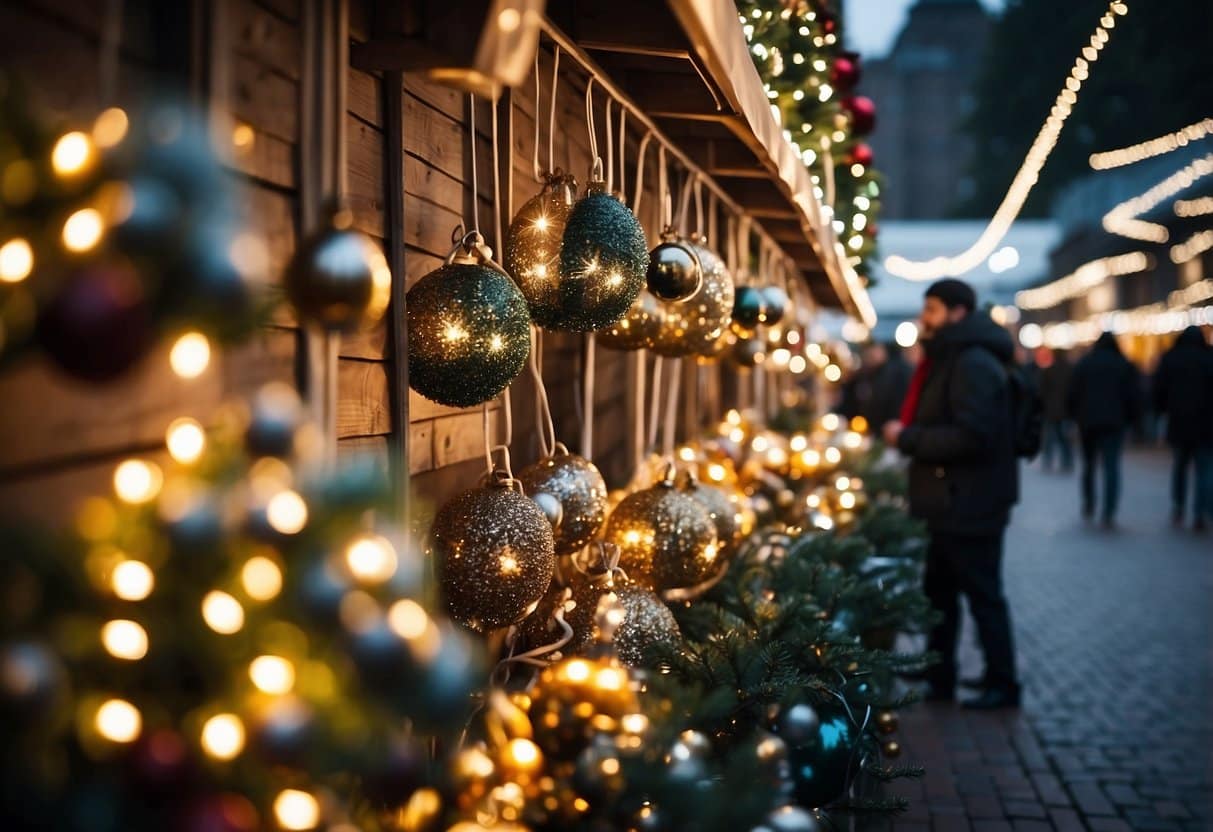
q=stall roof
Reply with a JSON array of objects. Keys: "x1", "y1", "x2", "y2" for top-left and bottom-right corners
[{"x1": 548, "y1": 0, "x2": 875, "y2": 325}]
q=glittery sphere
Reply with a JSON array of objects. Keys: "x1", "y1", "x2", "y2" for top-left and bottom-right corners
[
  {"x1": 777, "y1": 703, "x2": 820, "y2": 747},
  {"x1": 652, "y1": 238, "x2": 734, "y2": 358},
  {"x1": 528, "y1": 653, "x2": 638, "y2": 760},
  {"x1": 610, "y1": 585, "x2": 681, "y2": 666},
  {"x1": 603, "y1": 479, "x2": 720, "y2": 591},
  {"x1": 536, "y1": 577, "x2": 680, "y2": 666},
  {"x1": 285, "y1": 217, "x2": 391, "y2": 331},
  {"x1": 433, "y1": 481, "x2": 556, "y2": 632},
  {"x1": 531, "y1": 491, "x2": 564, "y2": 528},
  {"x1": 732, "y1": 285, "x2": 767, "y2": 333},
  {"x1": 646, "y1": 236, "x2": 702, "y2": 301},
  {"x1": 518, "y1": 448, "x2": 608, "y2": 556},
  {"x1": 504, "y1": 182, "x2": 576, "y2": 329},
  {"x1": 761, "y1": 286, "x2": 789, "y2": 325},
  {"x1": 841, "y1": 95, "x2": 877, "y2": 136},
  {"x1": 786, "y1": 706, "x2": 858, "y2": 808},
  {"x1": 680, "y1": 476, "x2": 743, "y2": 557},
  {"x1": 598, "y1": 289, "x2": 666, "y2": 351},
  {"x1": 406, "y1": 261, "x2": 532, "y2": 407},
  {"x1": 557, "y1": 181, "x2": 648, "y2": 331}
]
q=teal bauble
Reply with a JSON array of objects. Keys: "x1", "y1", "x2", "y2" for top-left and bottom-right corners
[
  {"x1": 731, "y1": 285, "x2": 767, "y2": 333},
  {"x1": 406, "y1": 259, "x2": 531, "y2": 407},
  {"x1": 761, "y1": 286, "x2": 789, "y2": 325},
  {"x1": 785, "y1": 705, "x2": 859, "y2": 808},
  {"x1": 557, "y1": 179, "x2": 648, "y2": 331}
]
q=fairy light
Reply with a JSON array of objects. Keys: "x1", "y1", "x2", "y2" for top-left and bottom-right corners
[
  {"x1": 274, "y1": 789, "x2": 320, "y2": 830},
  {"x1": 1174, "y1": 196, "x2": 1213, "y2": 217},
  {"x1": 113, "y1": 459, "x2": 163, "y2": 504},
  {"x1": 169, "y1": 332, "x2": 211, "y2": 379},
  {"x1": 249, "y1": 655, "x2": 295, "y2": 695},
  {"x1": 1015, "y1": 251, "x2": 1149, "y2": 310},
  {"x1": 1089, "y1": 118, "x2": 1213, "y2": 170},
  {"x1": 266, "y1": 490, "x2": 308, "y2": 535},
  {"x1": 1171, "y1": 230, "x2": 1213, "y2": 264},
  {"x1": 345, "y1": 534, "x2": 398, "y2": 584},
  {"x1": 1035, "y1": 280, "x2": 1213, "y2": 346},
  {"x1": 111, "y1": 560, "x2": 154, "y2": 600},
  {"x1": 52, "y1": 131, "x2": 94, "y2": 177},
  {"x1": 388, "y1": 599, "x2": 431, "y2": 640},
  {"x1": 884, "y1": 1, "x2": 1130, "y2": 280},
  {"x1": 201, "y1": 590, "x2": 245, "y2": 634},
  {"x1": 0, "y1": 238, "x2": 34, "y2": 283},
  {"x1": 95, "y1": 698, "x2": 141, "y2": 743},
  {"x1": 894, "y1": 321, "x2": 918, "y2": 348},
  {"x1": 62, "y1": 208, "x2": 104, "y2": 252},
  {"x1": 92, "y1": 107, "x2": 128, "y2": 148},
  {"x1": 166, "y1": 417, "x2": 206, "y2": 464},
  {"x1": 201, "y1": 713, "x2": 246, "y2": 760},
  {"x1": 241, "y1": 555, "x2": 283, "y2": 601},
  {"x1": 1102, "y1": 154, "x2": 1213, "y2": 242},
  {"x1": 101, "y1": 619, "x2": 149, "y2": 660}
]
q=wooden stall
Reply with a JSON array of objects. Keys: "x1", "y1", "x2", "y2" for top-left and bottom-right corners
[{"x1": 0, "y1": 0, "x2": 872, "y2": 527}]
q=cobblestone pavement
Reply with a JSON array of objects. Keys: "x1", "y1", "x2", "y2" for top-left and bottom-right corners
[{"x1": 886, "y1": 449, "x2": 1213, "y2": 831}]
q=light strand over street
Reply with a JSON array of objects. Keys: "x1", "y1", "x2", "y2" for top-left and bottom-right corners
[
  {"x1": 1101, "y1": 153, "x2": 1213, "y2": 242},
  {"x1": 1088, "y1": 117, "x2": 1213, "y2": 170},
  {"x1": 1015, "y1": 251, "x2": 1149, "y2": 310}
]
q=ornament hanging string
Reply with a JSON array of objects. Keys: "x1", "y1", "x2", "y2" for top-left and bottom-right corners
[
  {"x1": 569, "y1": 541, "x2": 629, "y2": 584},
  {"x1": 632, "y1": 130, "x2": 654, "y2": 216},
  {"x1": 467, "y1": 93, "x2": 481, "y2": 234},
  {"x1": 630, "y1": 129, "x2": 655, "y2": 477},
  {"x1": 677, "y1": 171, "x2": 695, "y2": 236},
  {"x1": 662, "y1": 554, "x2": 730, "y2": 603},
  {"x1": 532, "y1": 45, "x2": 562, "y2": 181},
  {"x1": 529, "y1": 326, "x2": 557, "y2": 457},
  {"x1": 617, "y1": 106, "x2": 627, "y2": 200},
  {"x1": 647, "y1": 356, "x2": 664, "y2": 453},
  {"x1": 661, "y1": 357, "x2": 681, "y2": 457},
  {"x1": 578, "y1": 78, "x2": 606, "y2": 461}
]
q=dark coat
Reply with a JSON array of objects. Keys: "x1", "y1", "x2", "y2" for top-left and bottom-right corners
[
  {"x1": 898, "y1": 312, "x2": 1018, "y2": 535},
  {"x1": 1153, "y1": 326, "x2": 1213, "y2": 446},
  {"x1": 853, "y1": 353, "x2": 913, "y2": 429},
  {"x1": 1068, "y1": 333, "x2": 1142, "y2": 432},
  {"x1": 1038, "y1": 355, "x2": 1072, "y2": 422}
]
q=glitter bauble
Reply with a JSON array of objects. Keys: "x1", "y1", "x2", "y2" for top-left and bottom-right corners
[
  {"x1": 599, "y1": 289, "x2": 666, "y2": 351},
  {"x1": 433, "y1": 478, "x2": 556, "y2": 631},
  {"x1": 517, "y1": 446, "x2": 608, "y2": 556},
  {"x1": 679, "y1": 474, "x2": 742, "y2": 557},
  {"x1": 731, "y1": 285, "x2": 767, "y2": 334},
  {"x1": 531, "y1": 576, "x2": 679, "y2": 666},
  {"x1": 761, "y1": 286, "x2": 789, "y2": 325},
  {"x1": 285, "y1": 213, "x2": 391, "y2": 331},
  {"x1": 646, "y1": 229, "x2": 702, "y2": 302},
  {"x1": 603, "y1": 473, "x2": 720, "y2": 592},
  {"x1": 732, "y1": 336, "x2": 766, "y2": 368},
  {"x1": 406, "y1": 260, "x2": 531, "y2": 407},
  {"x1": 504, "y1": 177, "x2": 576, "y2": 329},
  {"x1": 529, "y1": 653, "x2": 638, "y2": 760},
  {"x1": 652, "y1": 237, "x2": 734, "y2": 358},
  {"x1": 557, "y1": 179, "x2": 648, "y2": 331},
  {"x1": 610, "y1": 584, "x2": 681, "y2": 666},
  {"x1": 786, "y1": 706, "x2": 858, "y2": 808}
]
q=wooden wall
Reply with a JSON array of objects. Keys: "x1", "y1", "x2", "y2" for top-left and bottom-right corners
[{"x1": 0, "y1": 0, "x2": 744, "y2": 530}]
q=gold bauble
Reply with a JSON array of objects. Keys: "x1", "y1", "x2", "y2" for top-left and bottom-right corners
[
  {"x1": 602, "y1": 470, "x2": 720, "y2": 592},
  {"x1": 557, "y1": 575, "x2": 681, "y2": 666},
  {"x1": 651, "y1": 236, "x2": 734, "y2": 358},
  {"x1": 598, "y1": 289, "x2": 666, "y2": 350},
  {"x1": 679, "y1": 473, "x2": 743, "y2": 558},
  {"x1": 433, "y1": 478, "x2": 557, "y2": 632},
  {"x1": 504, "y1": 177, "x2": 576, "y2": 330},
  {"x1": 517, "y1": 445, "x2": 608, "y2": 557},
  {"x1": 875, "y1": 710, "x2": 898, "y2": 735},
  {"x1": 528, "y1": 654, "x2": 638, "y2": 760}
]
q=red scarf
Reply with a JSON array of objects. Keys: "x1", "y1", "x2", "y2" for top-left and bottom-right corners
[{"x1": 899, "y1": 358, "x2": 932, "y2": 427}]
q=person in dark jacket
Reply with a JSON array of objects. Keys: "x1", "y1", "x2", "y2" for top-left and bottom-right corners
[
  {"x1": 883, "y1": 279, "x2": 1020, "y2": 710},
  {"x1": 847, "y1": 341, "x2": 913, "y2": 430},
  {"x1": 1037, "y1": 347, "x2": 1075, "y2": 472},
  {"x1": 1068, "y1": 332, "x2": 1142, "y2": 527},
  {"x1": 1153, "y1": 326, "x2": 1213, "y2": 531}
]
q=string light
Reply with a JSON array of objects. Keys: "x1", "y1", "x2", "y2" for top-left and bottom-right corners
[
  {"x1": 92, "y1": 107, "x2": 129, "y2": 149},
  {"x1": 1174, "y1": 196, "x2": 1213, "y2": 217},
  {"x1": 201, "y1": 713, "x2": 246, "y2": 760},
  {"x1": 101, "y1": 619, "x2": 149, "y2": 660},
  {"x1": 266, "y1": 490, "x2": 308, "y2": 535},
  {"x1": 1102, "y1": 153, "x2": 1213, "y2": 242},
  {"x1": 1031, "y1": 279, "x2": 1213, "y2": 347},
  {"x1": 95, "y1": 698, "x2": 142, "y2": 743},
  {"x1": 273, "y1": 789, "x2": 321, "y2": 831},
  {"x1": 169, "y1": 331, "x2": 211, "y2": 379},
  {"x1": 165, "y1": 417, "x2": 206, "y2": 464},
  {"x1": 894, "y1": 321, "x2": 918, "y2": 348},
  {"x1": 241, "y1": 555, "x2": 283, "y2": 601},
  {"x1": 1088, "y1": 118, "x2": 1213, "y2": 170},
  {"x1": 113, "y1": 459, "x2": 163, "y2": 504},
  {"x1": 249, "y1": 655, "x2": 295, "y2": 695},
  {"x1": 1015, "y1": 252, "x2": 1149, "y2": 310},
  {"x1": 51, "y1": 131, "x2": 94, "y2": 177},
  {"x1": 62, "y1": 208, "x2": 105, "y2": 252},
  {"x1": 884, "y1": 1, "x2": 1130, "y2": 280},
  {"x1": 1171, "y1": 230, "x2": 1213, "y2": 264},
  {"x1": 201, "y1": 590, "x2": 245, "y2": 634},
  {"x1": 0, "y1": 238, "x2": 34, "y2": 283},
  {"x1": 111, "y1": 560, "x2": 154, "y2": 600},
  {"x1": 345, "y1": 534, "x2": 398, "y2": 584}
]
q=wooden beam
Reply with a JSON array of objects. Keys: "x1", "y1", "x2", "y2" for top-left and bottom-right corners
[{"x1": 383, "y1": 69, "x2": 409, "y2": 523}]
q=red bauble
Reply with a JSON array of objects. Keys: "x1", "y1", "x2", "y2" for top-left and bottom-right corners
[
  {"x1": 37, "y1": 262, "x2": 152, "y2": 381},
  {"x1": 830, "y1": 55, "x2": 862, "y2": 94},
  {"x1": 848, "y1": 143, "x2": 874, "y2": 168},
  {"x1": 841, "y1": 96, "x2": 876, "y2": 136},
  {"x1": 821, "y1": 13, "x2": 837, "y2": 34},
  {"x1": 179, "y1": 794, "x2": 259, "y2": 832}
]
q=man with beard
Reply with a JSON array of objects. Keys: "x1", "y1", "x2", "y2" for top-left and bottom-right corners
[{"x1": 883, "y1": 279, "x2": 1020, "y2": 709}]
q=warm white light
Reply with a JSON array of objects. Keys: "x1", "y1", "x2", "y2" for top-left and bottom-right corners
[
  {"x1": 242, "y1": 556, "x2": 283, "y2": 601},
  {"x1": 201, "y1": 591, "x2": 245, "y2": 634},
  {"x1": 1103, "y1": 154, "x2": 1213, "y2": 242},
  {"x1": 169, "y1": 332, "x2": 211, "y2": 379},
  {"x1": 388, "y1": 599, "x2": 431, "y2": 640},
  {"x1": 101, "y1": 619, "x2": 148, "y2": 660},
  {"x1": 789, "y1": 355, "x2": 807, "y2": 374},
  {"x1": 0, "y1": 238, "x2": 34, "y2": 283},
  {"x1": 92, "y1": 108, "x2": 129, "y2": 148},
  {"x1": 1171, "y1": 230, "x2": 1213, "y2": 264},
  {"x1": 497, "y1": 7, "x2": 521, "y2": 32},
  {"x1": 111, "y1": 560, "x2": 154, "y2": 600},
  {"x1": 52, "y1": 131, "x2": 93, "y2": 176},
  {"x1": 1018, "y1": 323, "x2": 1044, "y2": 349},
  {"x1": 166, "y1": 418, "x2": 206, "y2": 464},
  {"x1": 201, "y1": 713, "x2": 246, "y2": 760},
  {"x1": 1016, "y1": 252, "x2": 1149, "y2": 310},
  {"x1": 1174, "y1": 196, "x2": 1213, "y2": 217},
  {"x1": 345, "y1": 534, "x2": 398, "y2": 584},
  {"x1": 266, "y1": 490, "x2": 308, "y2": 535},
  {"x1": 249, "y1": 655, "x2": 295, "y2": 695},
  {"x1": 823, "y1": 364, "x2": 842, "y2": 382},
  {"x1": 62, "y1": 208, "x2": 104, "y2": 252},
  {"x1": 895, "y1": 321, "x2": 919, "y2": 348},
  {"x1": 113, "y1": 459, "x2": 163, "y2": 504},
  {"x1": 95, "y1": 698, "x2": 141, "y2": 743},
  {"x1": 987, "y1": 246, "x2": 1020, "y2": 274},
  {"x1": 274, "y1": 789, "x2": 321, "y2": 830}
]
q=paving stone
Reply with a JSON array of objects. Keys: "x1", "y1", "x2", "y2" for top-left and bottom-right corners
[{"x1": 1047, "y1": 808, "x2": 1085, "y2": 832}]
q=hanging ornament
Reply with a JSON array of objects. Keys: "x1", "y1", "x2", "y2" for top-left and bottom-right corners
[
  {"x1": 602, "y1": 466, "x2": 719, "y2": 592},
  {"x1": 504, "y1": 172, "x2": 579, "y2": 330},
  {"x1": 761, "y1": 286, "x2": 789, "y2": 326},
  {"x1": 882, "y1": 740, "x2": 902, "y2": 759},
  {"x1": 517, "y1": 443, "x2": 608, "y2": 557},
  {"x1": 841, "y1": 96, "x2": 877, "y2": 136},
  {"x1": 36, "y1": 262, "x2": 152, "y2": 382},
  {"x1": 830, "y1": 53, "x2": 862, "y2": 94},
  {"x1": 556, "y1": 161, "x2": 648, "y2": 331},
  {"x1": 646, "y1": 226, "x2": 701, "y2": 302},
  {"x1": 284, "y1": 207, "x2": 391, "y2": 331},
  {"x1": 785, "y1": 705, "x2": 859, "y2": 808},
  {"x1": 848, "y1": 142, "x2": 874, "y2": 169},
  {"x1": 527, "y1": 652, "x2": 639, "y2": 760},
  {"x1": 678, "y1": 470, "x2": 743, "y2": 558},
  {"x1": 652, "y1": 235, "x2": 734, "y2": 358},
  {"x1": 875, "y1": 710, "x2": 898, "y2": 735},
  {"x1": 432, "y1": 472, "x2": 556, "y2": 632},
  {"x1": 731, "y1": 336, "x2": 766, "y2": 368},
  {"x1": 731, "y1": 285, "x2": 767, "y2": 335},
  {"x1": 598, "y1": 289, "x2": 666, "y2": 351},
  {"x1": 406, "y1": 231, "x2": 531, "y2": 408}
]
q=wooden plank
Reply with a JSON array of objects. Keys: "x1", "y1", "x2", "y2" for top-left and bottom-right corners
[
  {"x1": 232, "y1": 180, "x2": 297, "y2": 279},
  {"x1": 231, "y1": 52, "x2": 299, "y2": 143},
  {"x1": 336, "y1": 434, "x2": 389, "y2": 469},
  {"x1": 226, "y1": 125, "x2": 296, "y2": 189},
  {"x1": 433, "y1": 409, "x2": 501, "y2": 469},
  {"x1": 349, "y1": 67, "x2": 383, "y2": 127},
  {"x1": 409, "y1": 420, "x2": 434, "y2": 474},
  {"x1": 230, "y1": 0, "x2": 300, "y2": 79},
  {"x1": 336, "y1": 359, "x2": 391, "y2": 438},
  {"x1": 347, "y1": 113, "x2": 386, "y2": 238}
]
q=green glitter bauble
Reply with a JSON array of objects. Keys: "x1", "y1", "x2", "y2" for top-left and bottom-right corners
[
  {"x1": 598, "y1": 289, "x2": 666, "y2": 351},
  {"x1": 517, "y1": 447, "x2": 608, "y2": 557},
  {"x1": 556, "y1": 182, "x2": 648, "y2": 332},
  {"x1": 652, "y1": 237, "x2": 734, "y2": 358},
  {"x1": 603, "y1": 479, "x2": 720, "y2": 592},
  {"x1": 406, "y1": 261, "x2": 531, "y2": 408},
  {"x1": 432, "y1": 481, "x2": 556, "y2": 632},
  {"x1": 504, "y1": 183, "x2": 576, "y2": 329}
]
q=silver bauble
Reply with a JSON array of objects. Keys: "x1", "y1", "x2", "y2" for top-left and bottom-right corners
[{"x1": 517, "y1": 446, "x2": 608, "y2": 557}]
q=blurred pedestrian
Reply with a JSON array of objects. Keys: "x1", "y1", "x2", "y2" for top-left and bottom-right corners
[
  {"x1": 1068, "y1": 332, "x2": 1142, "y2": 528},
  {"x1": 848, "y1": 341, "x2": 912, "y2": 431},
  {"x1": 1153, "y1": 326, "x2": 1213, "y2": 531},
  {"x1": 883, "y1": 279, "x2": 1020, "y2": 710},
  {"x1": 1037, "y1": 347, "x2": 1074, "y2": 472}
]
